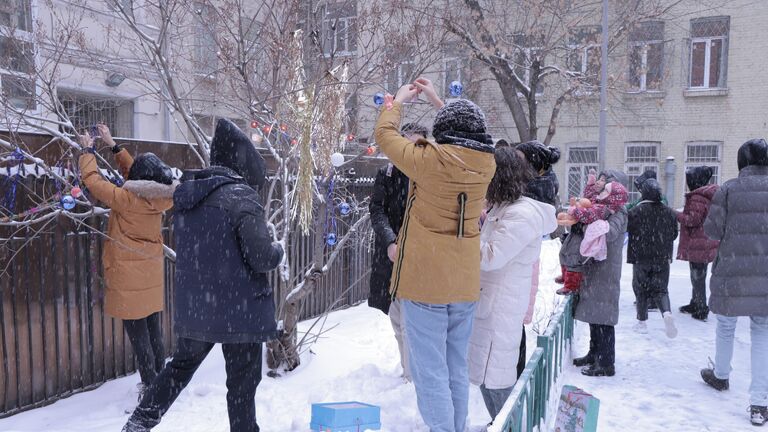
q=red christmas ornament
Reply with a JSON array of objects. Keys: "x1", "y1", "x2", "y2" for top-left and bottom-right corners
[
  {"x1": 70, "y1": 186, "x2": 82, "y2": 198},
  {"x1": 250, "y1": 120, "x2": 259, "y2": 129},
  {"x1": 280, "y1": 124, "x2": 288, "y2": 132},
  {"x1": 347, "y1": 134, "x2": 355, "y2": 142},
  {"x1": 366, "y1": 146, "x2": 376, "y2": 155},
  {"x1": 290, "y1": 139, "x2": 298, "y2": 146},
  {"x1": 262, "y1": 125, "x2": 272, "y2": 133}
]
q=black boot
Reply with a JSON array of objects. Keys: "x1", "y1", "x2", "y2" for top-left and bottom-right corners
[
  {"x1": 679, "y1": 303, "x2": 695, "y2": 314},
  {"x1": 692, "y1": 307, "x2": 710, "y2": 322},
  {"x1": 701, "y1": 368, "x2": 729, "y2": 391},
  {"x1": 581, "y1": 364, "x2": 615, "y2": 377},
  {"x1": 751, "y1": 405, "x2": 768, "y2": 426},
  {"x1": 573, "y1": 354, "x2": 595, "y2": 367}
]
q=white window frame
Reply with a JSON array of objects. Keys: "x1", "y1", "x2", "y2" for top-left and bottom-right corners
[
  {"x1": 321, "y1": 14, "x2": 356, "y2": 57},
  {"x1": 386, "y1": 60, "x2": 414, "y2": 93},
  {"x1": 689, "y1": 36, "x2": 726, "y2": 90},
  {"x1": 624, "y1": 142, "x2": 660, "y2": 201},
  {"x1": 629, "y1": 41, "x2": 663, "y2": 92},
  {"x1": 0, "y1": 0, "x2": 39, "y2": 114},
  {"x1": 684, "y1": 141, "x2": 722, "y2": 186},
  {"x1": 566, "y1": 144, "x2": 599, "y2": 199},
  {"x1": 58, "y1": 89, "x2": 136, "y2": 139}
]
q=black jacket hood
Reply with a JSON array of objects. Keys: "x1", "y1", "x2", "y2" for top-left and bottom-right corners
[
  {"x1": 210, "y1": 118, "x2": 267, "y2": 191},
  {"x1": 633, "y1": 169, "x2": 657, "y2": 191},
  {"x1": 640, "y1": 178, "x2": 663, "y2": 202},
  {"x1": 737, "y1": 138, "x2": 768, "y2": 171}
]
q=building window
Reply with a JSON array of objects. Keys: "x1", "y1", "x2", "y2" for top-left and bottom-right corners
[
  {"x1": 624, "y1": 141, "x2": 660, "y2": 201},
  {"x1": 59, "y1": 91, "x2": 135, "y2": 138},
  {"x1": 386, "y1": 60, "x2": 414, "y2": 93},
  {"x1": 566, "y1": 144, "x2": 599, "y2": 199},
  {"x1": 511, "y1": 33, "x2": 544, "y2": 95},
  {"x1": 689, "y1": 17, "x2": 729, "y2": 89},
  {"x1": 567, "y1": 27, "x2": 601, "y2": 87},
  {"x1": 193, "y1": 3, "x2": 218, "y2": 77},
  {"x1": 321, "y1": 2, "x2": 357, "y2": 57},
  {"x1": 685, "y1": 141, "x2": 721, "y2": 185},
  {"x1": 344, "y1": 91, "x2": 357, "y2": 135},
  {"x1": 1, "y1": 1, "x2": 36, "y2": 111},
  {"x1": 628, "y1": 21, "x2": 664, "y2": 92},
  {"x1": 0, "y1": 0, "x2": 32, "y2": 32}
]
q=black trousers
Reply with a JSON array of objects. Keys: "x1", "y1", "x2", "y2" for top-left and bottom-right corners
[
  {"x1": 128, "y1": 337, "x2": 263, "y2": 432},
  {"x1": 516, "y1": 326, "x2": 526, "y2": 378},
  {"x1": 123, "y1": 312, "x2": 165, "y2": 386},
  {"x1": 689, "y1": 262, "x2": 709, "y2": 313},
  {"x1": 633, "y1": 263, "x2": 672, "y2": 321},
  {"x1": 587, "y1": 324, "x2": 615, "y2": 367}
]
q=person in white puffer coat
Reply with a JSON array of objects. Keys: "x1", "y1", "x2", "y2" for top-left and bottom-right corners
[{"x1": 469, "y1": 147, "x2": 558, "y2": 421}]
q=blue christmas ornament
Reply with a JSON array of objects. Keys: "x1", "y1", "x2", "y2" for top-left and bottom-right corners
[
  {"x1": 449, "y1": 81, "x2": 463, "y2": 97},
  {"x1": 373, "y1": 92, "x2": 385, "y2": 107},
  {"x1": 339, "y1": 202, "x2": 351, "y2": 216},
  {"x1": 326, "y1": 233, "x2": 337, "y2": 246},
  {"x1": 61, "y1": 195, "x2": 76, "y2": 210}
]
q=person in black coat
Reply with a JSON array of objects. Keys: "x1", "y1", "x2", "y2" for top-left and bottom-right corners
[
  {"x1": 124, "y1": 119, "x2": 283, "y2": 432},
  {"x1": 368, "y1": 122, "x2": 427, "y2": 381},
  {"x1": 627, "y1": 178, "x2": 679, "y2": 339},
  {"x1": 516, "y1": 140, "x2": 561, "y2": 208}
]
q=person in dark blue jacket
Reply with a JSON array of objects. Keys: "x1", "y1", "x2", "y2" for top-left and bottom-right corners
[{"x1": 124, "y1": 119, "x2": 284, "y2": 432}]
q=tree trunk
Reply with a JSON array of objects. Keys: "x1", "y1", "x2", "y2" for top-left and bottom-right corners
[{"x1": 492, "y1": 67, "x2": 531, "y2": 144}]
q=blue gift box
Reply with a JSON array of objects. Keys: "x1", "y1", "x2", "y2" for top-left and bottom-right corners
[{"x1": 310, "y1": 401, "x2": 381, "y2": 431}]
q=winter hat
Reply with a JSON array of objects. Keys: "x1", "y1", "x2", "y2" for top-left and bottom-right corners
[
  {"x1": 431, "y1": 99, "x2": 494, "y2": 152},
  {"x1": 685, "y1": 166, "x2": 713, "y2": 191},
  {"x1": 640, "y1": 178, "x2": 663, "y2": 202},
  {"x1": 633, "y1": 169, "x2": 657, "y2": 191},
  {"x1": 128, "y1": 153, "x2": 173, "y2": 185},
  {"x1": 598, "y1": 169, "x2": 629, "y2": 188},
  {"x1": 211, "y1": 118, "x2": 267, "y2": 191},
  {"x1": 737, "y1": 138, "x2": 768, "y2": 171},
  {"x1": 516, "y1": 140, "x2": 561, "y2": 173}
]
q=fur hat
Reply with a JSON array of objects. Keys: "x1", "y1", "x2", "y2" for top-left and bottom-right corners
[
  {"x1": 128, "y1": 153, "x2": 173, "y2": 185},
  {"x1": 737, "y1": 138, "x2": 768, "y2": 171},
  {"x1": 210, "y1": 118, "x2": 267, "y2": 191}
]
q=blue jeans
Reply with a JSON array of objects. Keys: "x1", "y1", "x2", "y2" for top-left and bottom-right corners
[
  {"x1": 403, "y1": 300, "x2": 476, "y2": 432},
  {"x1": 714, "y1": 315, "x2": 768, "y2": 406}
]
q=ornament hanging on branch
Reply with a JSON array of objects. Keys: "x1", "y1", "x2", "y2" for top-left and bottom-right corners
[
  {"x1": 60, "y1": 195, "x2": 76, "y2": 210},
  {"x1": 449, "y1": 81, "x2": 463, "y2": 98},
  {"x1": 373, "y1": 93, "x2": 385, "y2": 107}
]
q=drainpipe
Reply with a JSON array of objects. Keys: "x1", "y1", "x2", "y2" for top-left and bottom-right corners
[{"x1": 665, "y1": 156, "x2": 677, "y2": 208}]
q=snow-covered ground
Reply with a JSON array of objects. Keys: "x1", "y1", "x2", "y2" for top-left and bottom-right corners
[{"x1": 0, "y1": 241, "x2": 753, "y2": 432}]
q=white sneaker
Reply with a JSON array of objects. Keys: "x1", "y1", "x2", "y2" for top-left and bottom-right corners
[
  {"x1": 663, "y1": 312, "x2": 678, "y2": 339},
  {"x1": 633, "y1": 320, "x2": 648, "y2": 334}
]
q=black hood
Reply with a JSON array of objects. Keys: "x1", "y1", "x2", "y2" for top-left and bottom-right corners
[
  {"x1": 737, "y1": 138, "x2": 768, "y2": 171},
  {"x1": 174, "y1": 167, "x2": 241, "y2": 211},
  {"x1": 210, "y1": 118, "x2": 267, "y2": 191},
  {"x1": 128, "y1": 153, "x2": 173, "y2": 185},
  {"x1": 640, "y1": 178, "x2": 662, "y2": 202},
  {"x1": 633, "y1": 169, "x2": 657, "y2": 191},
  {"x1": 516, "y1": 140, "x2": 561, "y2": 173},
  {"x1": 686, "y1": 166, "x2": 714, "y2": 191}
]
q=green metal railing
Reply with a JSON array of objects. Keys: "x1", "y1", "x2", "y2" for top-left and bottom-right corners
[{"x1": 496, "y1": 296, "x2": 575, "y2": 432}]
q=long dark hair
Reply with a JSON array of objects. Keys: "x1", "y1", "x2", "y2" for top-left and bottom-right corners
[{"x1": 486, "y1": 147, "x2": 535, "y2": 206}]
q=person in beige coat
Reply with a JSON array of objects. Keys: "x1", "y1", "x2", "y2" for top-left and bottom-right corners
[
  {"x1": 469, "y1": 147, "x2": 557, "y2": 421},
  {"x1": 78, "y1": 125, "x2": 176, "y2": 395},
  {"x1": 375, "y1": 78, "x2": 495, "y2": 432}
]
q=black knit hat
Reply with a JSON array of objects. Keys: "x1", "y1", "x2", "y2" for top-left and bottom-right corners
[
  {"x1": 128, "y1": 153, "x2": 173, "y2": 185},
  {"x1": 516, "y1": 140, "x2": 561, "y2": 172},
  {"x1": 210, "y1": 118, "x2": 267, "y2": 191},
  {"x1": 685, "y1": 166, "x2": 713, "y2": 191},
  {"x1": 640, "y1": 178, "x2": 662, "y2": 202},
  {"x1": 737, "y1": 138, "x2": 768, "y2": 171},
  {"x1": 633, "y1": 169, "x2": 657, "y2": 191},
  {"x1": 432, "y1": 99, "x2": 487, "y2": 143}
]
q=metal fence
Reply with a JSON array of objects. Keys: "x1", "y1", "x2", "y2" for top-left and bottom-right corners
[
  {"x1": 0, "y1": 181, "x2": 375, "y2": 418},
  {"x1": 497, "y1": 296, "x2": 575, "y2": 432}
]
